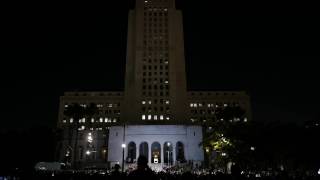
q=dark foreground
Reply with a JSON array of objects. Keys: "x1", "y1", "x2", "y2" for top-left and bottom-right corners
[{"x1": 1, "y1": 171, "x2": 320, "y2": 180}]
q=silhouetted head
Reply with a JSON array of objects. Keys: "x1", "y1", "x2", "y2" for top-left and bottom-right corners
[
  {"x1": 114, "y1": 164, "x2": 120, "y2": 170},
  {"x1": 137, "y1": 155, "x2": 148, "y2": 167}
]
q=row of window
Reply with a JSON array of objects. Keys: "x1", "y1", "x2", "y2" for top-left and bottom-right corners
[
  {"x1": 142, "y1": 114, "x2": 170, "y2": 120},
  {"x1": 144, "y1": 7, "x2": 169, "y2": 12},
  {"x1": 190, "y1": 103, "x2": 237, "y2": 108},
  {"x1": 142, "y1": 65, "x2": 169, "y2": 70},
  {"x1": 142, "y1": 106, "x2": 170, "y2": 113},
  {"x1": 190, "y1": 117, "x2": 248, "y2": 123},
  {"x1": 142, "y1": 71, "x2": 169, "y2": 76},
  {"x1": 143, "y1": 46, "x2": 169, "y2": 51},
  {"x1": 142, "y1": 84, "x2": 169, "y2": 90},
  {"x1": 142, "y1": 99, "x2": 170, "y2": 105},
  {"x1": 144, "y1": 23, "x2": 168, "y2": 30},
  {"x1": 97, "y1": 109, "x2": 120, "y2": 115},
  {"x1": 77, "y1": 126, "x2": 110, "y2": 131},
  {"x1": 63, "y1": 117, "x2": 118, "y2": 124},
  {"x1": 142, "y1": 59, "x2": 169, "y2": 66},
  {"x1": 142, "y1": 91, "x2": 169, "y2": 97},
  {"x1": 142, "y1": 78, "x2": 169, "y2": 83},
  {"x1": 64, "y1": 103, "x2": 120, "y2": 108}
]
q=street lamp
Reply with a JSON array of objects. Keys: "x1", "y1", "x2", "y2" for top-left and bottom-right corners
[
  {"x1": 122, "y1": 143, "x2": 126, "y2": 172},
  {"x1": 167, "y1": 142, "x2": 171, "y2": 167}
]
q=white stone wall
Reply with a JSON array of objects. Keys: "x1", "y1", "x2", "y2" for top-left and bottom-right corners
[{"x1": 108, "y1": 125, "x2": 204, "y2": 168}]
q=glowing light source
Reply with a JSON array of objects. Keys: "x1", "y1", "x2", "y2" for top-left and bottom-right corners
[
  {"x1": 122, "y1": 143, "x2": 126, "y2": 148},
  {"x1": 221, "y1": 152, "x2": 227, "y2": 156},
  {"x1": 87, "y1": 133, "x2": 93, "y2": 143},
  {"x1": 250, "y1": 146, "x2": 255, "y2": 151},
  {"x1": 86, "y1": 150, "x2": 91, "y2": 155}
]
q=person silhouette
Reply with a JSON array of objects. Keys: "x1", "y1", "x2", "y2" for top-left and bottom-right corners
[
  {"x1": 111, "y1": 164, "x2": 122, "y2": 177},
  {"x1": 128, "y1": 155, "x2": 158, "y2": 179}
]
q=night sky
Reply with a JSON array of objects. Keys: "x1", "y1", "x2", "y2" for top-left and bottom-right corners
[{"x1": 1, "y1": 1, "x2": 319, "y2": 129}]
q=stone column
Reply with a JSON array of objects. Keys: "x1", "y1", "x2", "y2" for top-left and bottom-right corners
[
  {"x1": 136, "y1": 142, "x2": 140, "y2": 162},
  {"x1": 172, "y1": 143, "x2": 176, "y2": 165},
  {"x1": 160, "y1": 142, "x2": 164, "y2": 165},
  {"x1": 148, "y1": 142, "x2": 151, "y2": 164}
]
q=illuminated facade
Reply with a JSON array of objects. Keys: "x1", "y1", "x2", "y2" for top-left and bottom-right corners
[{"x1": 56, "y1": 0, "x2": 251, "y2": 169}]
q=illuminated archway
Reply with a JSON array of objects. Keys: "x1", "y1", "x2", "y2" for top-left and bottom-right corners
[
  {"x1": 127, "y1": 141, "x2": 136, "y2": 163},
  {"x1": 151, "y1": 142, "x2": 161, "y2": 163},
  {"x1": 163, "y1": 141, "x2": 173, "y2": 165}
]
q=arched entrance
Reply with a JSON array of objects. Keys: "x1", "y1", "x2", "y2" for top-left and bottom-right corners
[
  {"x1": 127, "y1": 142, "x2": 136, "y2": 163},
  {"x1": 163, "y1": 141, "x2": 173, "y2": 165},
  {"x1": 151, "y1": 142, "x2": 161, "y2": 163},
  {"x1": 176, "y1": 141, "x2": 186, "y2": 163},
  {"x1": 139, "y1": 142, "x2": 149, "y2": 162}
]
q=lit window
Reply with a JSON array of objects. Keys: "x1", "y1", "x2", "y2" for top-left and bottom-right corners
[
  {"x1": 64, "y1": 104, "x2": 68, "y2": 108},
  {"x1": 165, "y1": 80, "x2": 169, "y2": 84},
  {"x1": 166, "y1": 116, "x2": 170, "y2": 120},
  {"x1": 199, "y1": 103, "x2": 202, "y2": 107},
  {"x1": 148, "y1": 100, "x2": 152, "y2": 104},
  {"x1": 70, "y1": 118, "x2": 73, "y2": 123},
  {"x1": 165, "y1": 100, "x2": 170, "y2": 104},
  {"x1": 160, "y1": 115, "x2": 164, "y2": 120},
  {"x1": 113, "y1": 118, "x2": 117, "y2": 123},
  {"x1": 91, "y1": 118, "x2": 94, "y2": 123},
  {"x1": 142, "y1": 115, "x2": 146, "y2": 120},
  {"x1": 105, "y1": 118, "x2": 108, "y2": 123},
  {"x1": 244, "y1": 118, "x2": 248, "y2": 122},
  {"x1": 108, "y1": 104, "x2": 113, "y2": 108},
  {"x1": 148, "y1": 115, "x2": 152, "y2": 120},
  {"x1": 194, "y1": 104, "x2": 198, "y2": 108},
  {"x1": 81, "y1": 126, "x2": 85, "y2": 130},
  {"x1": 82, "y1": 118, "x2": 86, "y2": 123},
  {"x1": 100, "y1": 118, "x2": 103, "y2": 123},
  {"x1": 224, "y1": 104, "x2": 228, "y2": 107},
  {"x1": 190, "y1": 104, "x2": 193, "y2": 107},
  {"x1": 142, "y1": 101, "x2": 146, "y2": 105},
  {"x1": 63, "y1": 120, "x2": 66, "y2": 123},
  {"x1": 154, "y1": 115, "x2": 158, "y2": 120},
  {"x1": 144, "y1": 0, "x2": 148, "y2": 2}
]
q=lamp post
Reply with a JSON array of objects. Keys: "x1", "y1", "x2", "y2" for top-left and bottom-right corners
[
  {"x1": 168, "y1": 145, "x2": 170, "y2": 167},
  {"x1": 122, "y1": 143, "x2": 126, "y2": 172}
]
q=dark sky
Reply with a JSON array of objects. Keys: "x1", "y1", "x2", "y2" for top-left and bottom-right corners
[{"x1": 1, "y1": 1, "x2": 319, "y2": 129}]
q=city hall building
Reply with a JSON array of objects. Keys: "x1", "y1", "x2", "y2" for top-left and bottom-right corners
[{"x1": 56, "y1": 0, "x2": 251, "y2": 170}]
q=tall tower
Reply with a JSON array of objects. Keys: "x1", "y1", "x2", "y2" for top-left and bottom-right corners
[{"x1": 123, "y1": 0, "x2": 187, "y2": 124}]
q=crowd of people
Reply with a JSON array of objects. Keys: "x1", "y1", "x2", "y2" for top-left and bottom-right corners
[{"x1": 1, "y1": 156, "x2": 319, "y2": 180}]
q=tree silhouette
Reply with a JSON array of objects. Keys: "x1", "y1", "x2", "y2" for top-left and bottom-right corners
[{"x1": 63, "y1": 103, "x2": 98, "y2": 168}]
